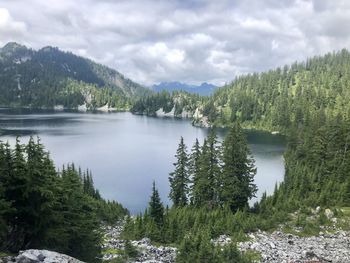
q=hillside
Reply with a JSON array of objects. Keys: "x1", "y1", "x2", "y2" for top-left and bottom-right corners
[
  {"x1": 0, "y1": 42, "x2": 150, "y2": 110},
  {"x1": 152, "y1": 81, "x2": 217, "y2": 96},
  {"x1": 200, "y1": 49, "x2": 350, "y2": 132},
  {"x1": 134, "y1": 49, "x2": 350, "y2": 130},
  {"x1": 199, "y1": 49, "x2": 350, "y2": 210}
]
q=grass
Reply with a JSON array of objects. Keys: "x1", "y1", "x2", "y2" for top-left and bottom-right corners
[
  {"x1": 340, "y1": 207, "x2": 350, "y2": 216},
  {"x1": 101, "y1": 248, "x2": 123, "y2": 255},
  {"x1": 244, "y1": 249, "x2": 262, "y2": 262},
  {"x1": 281, "y1": 224, "x2": 300, "y2": 236},
  {"x1": 334, "y1": 207, "x2": 350, "y2": 230}
]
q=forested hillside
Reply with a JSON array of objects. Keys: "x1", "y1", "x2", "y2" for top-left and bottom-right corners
[
  {"x1": 0, "y1": 42, "x2": 150, "y2": 109},
  {"x1": 132, "y1": 49, "x2": 350, "y2": 131},
  {"x1": 202, "y1": 49, "x2": 350, "y2": 131},
  {"x1": 0, "y1": 138, "x2": 127, "y2": 262}
]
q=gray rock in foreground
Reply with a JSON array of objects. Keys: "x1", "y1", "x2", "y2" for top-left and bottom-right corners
[{"x1": 0, "y1": 249, "x2": 84, "y2": 263}]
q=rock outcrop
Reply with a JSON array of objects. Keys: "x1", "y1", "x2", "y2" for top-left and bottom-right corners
[{"x1": 0, "y1": 250, "x2": 83, "y2": 263}]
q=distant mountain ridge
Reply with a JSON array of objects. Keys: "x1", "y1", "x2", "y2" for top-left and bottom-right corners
[
  {"x1": 0, "y1": 42, "x2": 150, "y2": 109},
  {"x1": 152, "y1": 81, "x2": 217, "y2": 96}
]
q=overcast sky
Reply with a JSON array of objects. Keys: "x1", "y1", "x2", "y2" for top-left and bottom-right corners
[{"x1": 1, "y1": 0, "x2": 350, "y2": 86}]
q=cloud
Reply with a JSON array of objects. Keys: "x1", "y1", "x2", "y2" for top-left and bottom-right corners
[
  {"x1": 1, "y1": 0, "x2": 350, "y2": 86},
  {"x1": 0, "y1": 8, "x2": 26, "y2": 41}
]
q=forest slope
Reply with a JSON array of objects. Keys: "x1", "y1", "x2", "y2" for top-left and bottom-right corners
[{"x1": 0, "y1": 42, "x2": 150, "y2": 110}]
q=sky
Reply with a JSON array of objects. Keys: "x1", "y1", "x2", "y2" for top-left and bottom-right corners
[{"x1": 1, "y1": 0, "x2": 350, "y2": 86}]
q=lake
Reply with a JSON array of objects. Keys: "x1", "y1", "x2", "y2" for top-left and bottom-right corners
[{"x1": 0, "y1": 108, "x2": 286, "y2": 213}]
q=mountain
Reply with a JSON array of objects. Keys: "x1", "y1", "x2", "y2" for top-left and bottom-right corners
[
  {"x1": 0, "y1": 42, "x2": 151, "y2": 109},
  {"x1": 152, "y1": 81, "x2": 217, "y2": 96}
]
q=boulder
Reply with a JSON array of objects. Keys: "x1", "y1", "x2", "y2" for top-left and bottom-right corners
[{"x1": 325, "y1": 209, "x2": 334, "y2": 219}]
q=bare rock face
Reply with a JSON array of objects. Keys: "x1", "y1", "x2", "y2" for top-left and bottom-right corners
[{"x1": 0, "y1": 250, "x2": 84, "y2": 263}]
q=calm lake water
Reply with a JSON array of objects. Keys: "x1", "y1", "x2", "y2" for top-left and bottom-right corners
[{"x1": 0, "y1": 108, "x2": 285, "y2": 213}]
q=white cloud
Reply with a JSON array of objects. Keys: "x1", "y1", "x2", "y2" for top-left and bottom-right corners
[
  {"x1": 0, "y1": 8, "x2": 26, "y2": 35},
  {"x1": 240, "y1": 17, "x2": 277, "y2": 33},
  {"x1": 1, "y1": 0, "x2": 350, "y2": 86}
]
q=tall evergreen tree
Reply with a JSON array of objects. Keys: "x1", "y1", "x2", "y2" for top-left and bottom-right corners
[
  {"x1": 169, "y1": 137, "x2": 190, "y2": 207},
  {"x1": 192, "y1": 129, "x2": 221, "y2": 209},
  {"x1": 220, "y1": 124, "x2": 257, "y2": 212},
  {"x1": 189, "y1": 139, "x2": 201, "y2": 203},
  {"x1": 148, "y1": 181, "x2": 164, "y2": 227},
  {"x1": 4, "y1": 138, "x2": 29, "y2": 252},
  {"x1": 24, "y1": 137, "x2": 58, "y2": 248},
  {"x1": 0, "y1": 142, "x2": 12, "y2": 244},
  {"x1": 55, "y1": 165, "x2": 101, "y2": 262}
]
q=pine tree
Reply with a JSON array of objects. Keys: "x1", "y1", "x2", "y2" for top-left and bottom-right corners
[
  {"x1": 24, "y1": 137, "x2": 58, "y2": 248},
  {"x1": 189, "y1": 139, "x2": 201, "y2": 204},
  {"x1": 148, "y1": 181, "x2": 164, "y2": 227},
  {"x1": 169, "y1": 137, "x2": 189, "y2": 207},
  {"x1": 56, "y1": 164, "x2": 101, "y2": 262},
  {"x1": 0, "y1": 143, "x2": 11, "y2": 245},
  {"x1": 220, "y1": 124, "x2": 257, "y2": 212},
  {"x1": 192, "y1": 129, "x2": 221, "y2": 209},
  {"x1": 5, "y1": 138, "x2": 29, "y2": 252}
]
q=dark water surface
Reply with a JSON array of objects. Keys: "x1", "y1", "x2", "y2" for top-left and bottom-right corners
[{"x1": 0, "y1": 108, "x2": 285, "y2": 213}]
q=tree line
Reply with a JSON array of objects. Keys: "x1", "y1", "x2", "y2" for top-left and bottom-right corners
[
  {"x1": 131, "y1": 90, "x2": 204, "y2": 117},
  {"x1": 0, "y1": 137, "x2": 127, "y2": 262}
]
